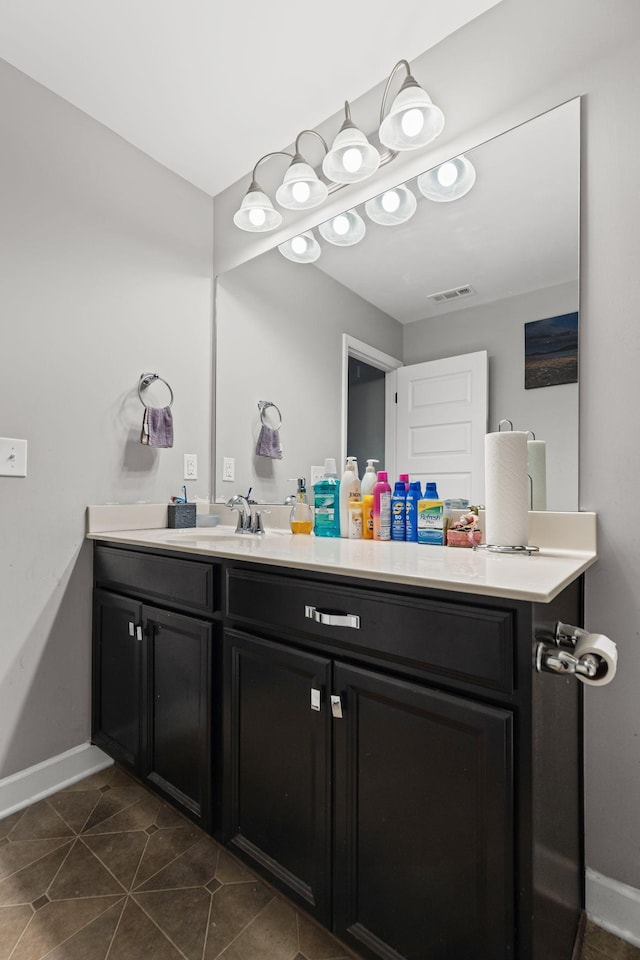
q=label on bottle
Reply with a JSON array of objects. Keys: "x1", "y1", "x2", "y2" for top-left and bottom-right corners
[
  {"x1": 376, "y1": 491, "x2": 392, "y2": 540},
  {"x1": 314, "y1": 493, "x2": 337, "y2": 535},
  {"x1": 391, "y1": 496, "x2": 406, "y2": 541}
]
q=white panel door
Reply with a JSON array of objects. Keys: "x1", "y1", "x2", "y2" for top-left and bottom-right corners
[{"x1": 396, "y1": 351, "x2": 488, "y2": 503}]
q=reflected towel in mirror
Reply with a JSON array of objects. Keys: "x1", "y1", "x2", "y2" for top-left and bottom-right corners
[{"x1": 256, "y1": 424, "x2": 282, "y2": 459}]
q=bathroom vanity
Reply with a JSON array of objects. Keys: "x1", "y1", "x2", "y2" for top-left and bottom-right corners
[{"x1": 88, "y1": 514, "x2": 597, "y2": 960}]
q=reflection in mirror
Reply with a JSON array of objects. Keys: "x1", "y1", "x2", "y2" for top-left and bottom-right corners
[{"x1": 215, "y1": 99, "x2": 579, "y2": 509}]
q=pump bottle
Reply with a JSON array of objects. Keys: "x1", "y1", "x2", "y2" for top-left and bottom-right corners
[
  {"x1": 289, "y1": 478, "x2": 313, "y2": 534},
  {"x1": 361, "y1": 459, "x2": 380, "y2": 497},
  {"x1": 339, "y1": 456, "x2": 361, "y2": 537}
]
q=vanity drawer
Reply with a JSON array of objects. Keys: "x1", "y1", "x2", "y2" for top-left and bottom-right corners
[
  {"x1": 226, "y1": 567, "x2": 514, "y2": 694},
  {"x1": 94, "y1": 544, "x2": 219, "y2": 615}
]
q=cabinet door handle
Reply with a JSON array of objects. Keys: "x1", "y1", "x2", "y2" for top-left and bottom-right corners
[
  {"x1": 135, "y1": 625, "x2": 143, "y2": 642},
  {"x1": 310, "y1": 688, "x2": 321, "y2": 712},
  {"x1": 128, "y1": 621, "x2": 135, "y2": 637},
  {"x1": 330, "y1": 695, "x2": 344, "y2": 719},
  {"x1": 305, "y1": 606, "x2": 360, "y2": 629}
]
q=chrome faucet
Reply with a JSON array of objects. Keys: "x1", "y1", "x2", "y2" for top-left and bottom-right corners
[{"x1": 226, "y1": 495, "x2": 252, "y2": 533}]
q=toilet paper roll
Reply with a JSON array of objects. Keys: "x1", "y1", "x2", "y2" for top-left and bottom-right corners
[
  {"x1": 484, "y1": 431, "x2": 529, "y2": 546},
  {"x1": 527, "y1": 440, "x2": 547, "y2": 511},
  {"x1": 573, "y1": 634, "x2": 618, "y2": 686}
]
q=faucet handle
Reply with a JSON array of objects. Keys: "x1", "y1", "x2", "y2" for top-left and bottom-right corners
[{"x1": 252, "y1": 509, "x2": 271, "y2": 535}]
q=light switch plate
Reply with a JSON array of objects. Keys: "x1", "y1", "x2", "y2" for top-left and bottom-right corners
[
  {"x1": 183, "y1": 453, "x2": 198, "y2": 480},
  {"x1": 310, "y1": 465, "x2": 324, "y2": 488},
  {"x1": 0, "y1": 438, "x2": 27, "y2": 477}
]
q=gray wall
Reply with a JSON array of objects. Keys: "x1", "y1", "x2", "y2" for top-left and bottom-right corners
[
  {"x1": 213, "y1": 0, "x2": 640, "y2": 898},
  {"x1": 0, "y1": 60, "x2": 214, "y2": 778},
  {"x1": 403, "y1": 282, "x2": 579, "y2": 511},
  {"x1": 215, "y1": 250, "x2": 401, "y2": 503}
]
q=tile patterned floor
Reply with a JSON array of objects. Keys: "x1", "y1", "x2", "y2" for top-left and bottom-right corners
[
  {"x1": 0, "y1": 765, "x2": 351, "y2": 960},
  {"x1": 583, "y1": 921, "x2": 640, "y2": 960},
  {"x1": 1, "y1": 763, "x2": 638, "y2": 960}
]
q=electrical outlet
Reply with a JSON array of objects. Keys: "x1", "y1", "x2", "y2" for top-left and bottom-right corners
[
  {"x1": 183, "y1": 454, "x2": 198, "y2": 480},
  {"x1": 223, "y1": 457, "x2": 235, "y2": 482},
  {"x1": 0, "y1": 438, "x2": 27, "y2": 477}
]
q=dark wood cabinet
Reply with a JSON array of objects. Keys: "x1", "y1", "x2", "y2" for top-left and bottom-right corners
[
  {"x1": 92, "y1": 544, "x2": 220, "y2": 828},
  {"x1": 92, "y1": 542, "x2": 584, "y2": 960},
  {"x1": 224, "y1": 629, "x2": 332, "y2": 922},
  {"x1": 332, "y1": 663, "x2": 513, "y2": 960}
]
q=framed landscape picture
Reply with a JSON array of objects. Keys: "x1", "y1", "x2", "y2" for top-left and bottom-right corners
[{"x1": 524, "y1": 311, "x2": 578, "y2": 389}]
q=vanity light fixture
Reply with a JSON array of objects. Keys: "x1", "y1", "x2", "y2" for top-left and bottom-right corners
[
  {"x1": 365, "y1": 184, "x2": 417, "y2": 226},
  {"x1": 417, "y1": 155, "x2": 476, "y2": 202},
  {"x1": 318, "y1": 209, "x2": 366, "y2": 246},
  {"x1": 378, "y1": 59, "x2": 445, "y2": 152},
  {"x1": 275, "y1": 131, "x2": 330, "y2": 210},
  {"x1": 322, "y1": 102, "x2": 381, "y2": 184},
  {"x1": 233, "y1": 59, "x2": 444, "y2": 233},
  {"x1": 278, "y1": 231, "x2": 322, "y2": 263}
]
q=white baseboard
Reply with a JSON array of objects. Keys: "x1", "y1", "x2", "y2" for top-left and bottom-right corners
[
  {"x1": 0, "y1": 743, "x2": 113, "y2": 819},
  {"x1": 586, "y1": 867, "x2": 640, "y2": 948}
]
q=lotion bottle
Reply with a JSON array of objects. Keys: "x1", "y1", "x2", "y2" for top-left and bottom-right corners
[
  {"x1": 340, "y1": 457, "x2": 361, "y2": 537},
  {"x1": 361, "y1": 459, "x2": 379, "y2": 497},
  {"x1": 372, "y1": 471, "x2": 392, "y2": 541}
]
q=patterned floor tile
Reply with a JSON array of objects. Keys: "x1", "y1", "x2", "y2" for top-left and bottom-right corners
[
  {"x1": 0, "y1": 838, "x2": 69, "y2": 882},
  {"x1": 216, "y1": 896, "x2": 299, "y2": 960},
  {"x1": 585, "y1": 922, "x2": 640, "y2": 959},
  {"x1": 9, "y1": 895, "x2": 123, "y2": 960},
  {"x1": 83, "y1": 830, "x2": 148, "y2": 890},
  {"x1": 82, "y1": 794, "x2": 162, "y2": 837},
  {"x1": 134, "y1": 886, "x2": 212, "y2": 960},
  {"x1": 136, "y1": 834, "x2": 219, "y2": 891},
  {"x1": 298, "y1": 913, "x2": 351, "y2": 960},
  {"x1": 0, "y1": 842, "x2": 73, "y2": 906},
  {"x1": 7, "y1": 802, "x2": 74, "y2": 842},
  {"x1": 204, "y1": 881, "x2": 274, "y2": 959},
  {"x1": 107, "y1": 899, "x2": 184, "y2": 960},
  {"x1": 215, "y1": 847, "x2": 255, "y2": 884},
  {"x1": 132, "y1": 823, "x2": 201, "y2": 889},
  {"x1": 48, "y1": 840, "x2": 125, "y2": 900},
  {"x1": 0, "y1": 903, "x2": 33, "y2": 960},
  {"x1": 44, "y1": 899, "x2": 125, "y2": 960},
  {"x1": 47, "y1": 790, "x2": 102, "y2": 833}
]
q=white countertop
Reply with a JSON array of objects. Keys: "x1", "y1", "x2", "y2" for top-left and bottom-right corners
[{"x1": 87, "y1": 512, "x2": 597, "y2": 603}]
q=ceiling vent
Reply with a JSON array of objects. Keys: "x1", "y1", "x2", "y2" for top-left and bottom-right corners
[{"x1": 428, "y1": 284, "x2": 476, "y2": 303}]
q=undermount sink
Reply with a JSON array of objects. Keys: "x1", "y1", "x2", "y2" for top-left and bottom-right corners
[{"x1": 163, "y1": 527, "x2": 290, "y2": 545}]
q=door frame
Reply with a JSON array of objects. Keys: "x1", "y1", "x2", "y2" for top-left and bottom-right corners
[{"x1": 341, "y1": 335, "x2": 403, "y2": 480}]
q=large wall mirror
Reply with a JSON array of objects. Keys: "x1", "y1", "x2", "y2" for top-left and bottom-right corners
[{"x1": 215, "y1": 98, "x2": 580, "y2": 509}]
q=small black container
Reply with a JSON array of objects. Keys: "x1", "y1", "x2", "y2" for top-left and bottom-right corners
[{"x1": 167, "y1": 503, "x2": 197, "y2": 528}]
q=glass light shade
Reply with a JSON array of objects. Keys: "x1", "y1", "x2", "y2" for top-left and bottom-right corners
[
  {"x1": 275, "y1": 159, "x2": 329, "y2": 210},
  {"x1": 379, "y1": 84, "x2": 445, "y2": 151},
  {"x1": 278, "y1": 231, "x2": 321, "y2": 263},
  {"x1": 318, "y1": 209, "x2": 366, "y2": 246},
  {"x1": 233, "y1": 187, "x2": 282, "y2": 232},
  {"x1": 322, "y1": 126, "x2": 380, "y2": 184},
  {"x1": 416, "y1": 155, "x2": 477, "y2": 202},
  {"x1": 365, "y1": 185, "x2": 417, "y2": 226}
]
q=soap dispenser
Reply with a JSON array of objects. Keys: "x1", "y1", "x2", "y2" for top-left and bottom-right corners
[
  {"x1": 339, "y1": 456, "x2": 361, "y2": 538},
  {"x1": 361, "y1": 459, "x2": 380, "y2": 497},
  {"x1": 289, "y1": 478, "x2": 313, "y2": 535}
]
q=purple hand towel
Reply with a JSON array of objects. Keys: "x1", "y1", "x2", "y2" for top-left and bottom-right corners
[
  {"x1": 141, "y1": 406, "x2": 174, "y2": 448},
  {"x1": 255, "y1": 424, "x2": 282, "y2": 459}
]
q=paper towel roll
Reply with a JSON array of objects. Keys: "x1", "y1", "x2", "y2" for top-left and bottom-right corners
[
  {"x1": 484, "y1": 431, "x2": 529, "y2": 546},
  {"x1": 574, "y1": 634, "x2": 618, "y2": 686},
  {"x1": 527, "y1": 440, "x2": 547, "y2": 511}
]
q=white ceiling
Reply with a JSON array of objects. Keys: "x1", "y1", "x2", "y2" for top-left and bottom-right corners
[{"x1": 0, "y1": 0, "x2": 501, "y2": 197}]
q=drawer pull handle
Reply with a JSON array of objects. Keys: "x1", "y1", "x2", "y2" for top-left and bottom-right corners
[
  {"x1": 128, "y1": 621, "x2": 135, "y2": 637},
  {"x1": 136, "y1": 625, "x2": 143, "y2": 642},
  {"x1": 310, "y1": 688, "x2": 321, "y2": 712},
  {"x1": 305, "y1": 606, "x2": 360, "y2": 629}
]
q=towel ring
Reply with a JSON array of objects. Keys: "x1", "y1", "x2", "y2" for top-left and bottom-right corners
[
  {"x1": 258, "y1": 400, "x2": 282, "y2": 429},
  {"x1": 138, "y1": 373, "x2": 174, "y2": 408}
]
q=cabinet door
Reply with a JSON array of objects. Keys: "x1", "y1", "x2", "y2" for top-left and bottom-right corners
[
  {"x1": 142, "y1": 606, "x2": 212, "y2": 827},
  {"x1": 333, "y1": 663, "x2": 514, "y2": 960},
  {"x1": 92, "y1": 589, "x2": 141, "y2": 770},
  {"x1": 224, "y1": 628, "x2": 332, "y2": 924}
]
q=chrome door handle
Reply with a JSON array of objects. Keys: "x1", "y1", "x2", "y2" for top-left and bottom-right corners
[
  {"x1": 305, "y1": 606, "x2": 360, "y2": 629},
  {"x1": 128, "y1": 621, "x2": 135, "y2": 637}
]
